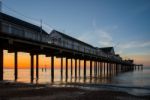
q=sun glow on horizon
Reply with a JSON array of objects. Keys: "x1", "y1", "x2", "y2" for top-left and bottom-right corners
[
  {"x1": 4, "y1": 50, "x2": 91, "y2": 69},
  {"x1": 3, "y1": 50, "x2": 150, "y2": 69}
]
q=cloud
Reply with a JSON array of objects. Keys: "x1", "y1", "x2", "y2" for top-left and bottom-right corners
[
  {"x1": 78, "y1": 28, "x2": 115, "y2": 47},
  {"x1": 78, "y1": 18, "x2": 150, "y2": 58},
  {"x1": 118, "y1": 41, "x2": 150, "y2": 49},
  {"x1": 96, "y1": 29, "x2": 113, "y2": 46},
  {"x1": 116, "y1": 41, "x2": 150, "y2": 54},
  {"x1": 78, "y1": 19, "x2": 116, "y2": 47}
]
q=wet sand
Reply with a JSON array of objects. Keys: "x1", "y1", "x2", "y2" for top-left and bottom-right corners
[{"x1": 0, "y1": 81, "x2": 150, "y2": 100}]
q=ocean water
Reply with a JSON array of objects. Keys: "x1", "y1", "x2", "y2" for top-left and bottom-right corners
[
  {"x1": 4, "y1": 68, "x2": 114, "y2": 84},
  {"x1": 3, "y1": 67, "x2": 150, "y2": 96}
]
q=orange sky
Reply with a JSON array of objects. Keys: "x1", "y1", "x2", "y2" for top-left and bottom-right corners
[
  {"x1": 122, "y1": 54, "x2": 150, "y2": 67},
  {"x1": 4, "y1": 50, "x2": 149, "y2": 69}
]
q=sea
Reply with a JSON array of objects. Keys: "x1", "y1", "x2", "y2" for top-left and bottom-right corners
[{"x1": 3, "y1": 67, "x2": 150, "y2": 96}]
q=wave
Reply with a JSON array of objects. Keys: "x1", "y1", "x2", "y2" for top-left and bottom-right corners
[{"x1": 64, "y1": 83, "x2": 150, "y2": 96}]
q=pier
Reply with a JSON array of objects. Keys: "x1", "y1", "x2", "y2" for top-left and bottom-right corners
[{"x1": 0, "y1": 12, "x2": 143, "y2": 83}]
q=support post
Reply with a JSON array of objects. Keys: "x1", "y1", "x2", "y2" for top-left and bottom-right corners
[
  {"x1": 121, "y1": 64, "x2": 123, "y2": 72},
  {"x1": 71, "y1": 58, "x2": 73, "y2": 78},
  {"x1": 98, "y1": 62, "x2": 100, "y2": 77},
  {"x1": 84, "y1": 59, "x2": 86, "y2": 79},
  {"x1": 61, "y1": 57, "x2": 63, "y2": 80},
  {"x1": 100, "y1": 62, "x2": 102, "y2": 77},
  {"x1": 141, "y1": 65, "x2": 143, "y2": 70},
  {"x1": 104, "y1": 62, "x2": 105, "y2": 77},
  {"x1": 51, "y1": 56, "x2": 54, "y2": 82},
  {"x1": 107, "y1": 62, "x2": 109, "y2": 78},
  {"x1": 96, "y1": 61, "x2": 97, "y2": 77},
  {"x1": 113, "y1": 63, "x2": 115, "y2": 75},
  {"x1": 116, "y1": 63, "x2": 118, "y2": 74},
  {"x1": 30, "y1": 53, "x2": 34, "y2": 83},
  {"x1": 135, "y1": 66, "x2": 136, "y2": 70},
  {"x1": 112, "y1": 63, "x2": 114, "y2": 75},
  {"x1": 94, "y1": 61, "x2": 96, "y2": 77},
  {"x1": 90, "y1": 60, "x2": 92, "y2": 78},
  {"x1": 36, "y1": 54, "x2": 39, "y2": 80},
  {"x1": 79, "y1": 59, "x2": 80, "y2": 78},
  {"x1": 75, "y1": 59, "x2": 77, "y2": 78},
  {"x1": 97, "y1": 62, "x2": 99, "y2": 77},
  {"x1": 0, "y1": 49, "x2": 3, "y2": 81},
  {"x1": 99, "y1": 62, "x2": 101, "y2": 77},
  {"x1": 110, "y1": 63, "x2": 112, "y2": 76},
  {"x1": 66, "y1": 58, "x2": 68, "y2": 80},
  {"x1": 14, "y1": 51, "x2": 18, "y2": 81},
  {"x1": 114, "y1": 63, "x2": 117, "y2": 75}
]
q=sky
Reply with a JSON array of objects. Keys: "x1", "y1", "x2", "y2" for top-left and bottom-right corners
[{"x1": 1, "y1": 0, "x2": 150, "y2": 67}]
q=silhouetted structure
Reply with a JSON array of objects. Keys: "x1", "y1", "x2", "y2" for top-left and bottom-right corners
[{"x1": 0, "y1": 12, "x2": 143, "y2": 83}]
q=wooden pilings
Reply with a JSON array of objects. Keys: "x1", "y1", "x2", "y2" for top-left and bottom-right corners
[
  {"x1": 97, "y1": 62, "x2": 99, "y2": 77},
  {"x1": 95, "y1": 61, "x2": 97, "y2": 77},
  {"x1": 100, "y1": 62, "x2": 102, "y2": 77},
  {"x1": 116, "y1": 63, "x2": 118, "y2": 74},
  {"x1": 96, "y1": 62, "x2": 98, "y2": 77},
  {"x1": 61, "y1": 57, "x2": 63, "y2": 80},
  {"x1": 94, "y1": 61, "x2": 96, "y2": 77},
  {"x1": 71, "y1": 58, "x2": 73, "y2": 78},
  {"x1": 14, "y1": 51, "x2": 18, "y2": 81},
  {"x1": 30, "y1": 54, "x2": 40, "y2": 82},
  {"x1": 0, "y1": 49, "x2": 3, "y2": 81},
  {"x1": 75, "y1": 59, "x2": 77, "y2": 78},
  {"x1": 99, "y1": 62, "x2": 101, "y2": 77},
  {"x1": 30, "y1": 53, "x2": 34, "y2": 83},
  {"x1": 36, "y1": 55, "x2": 39, "y2": 80},
  {"x1": 90, "y1": 60, "x2": 92, "y2": 78},
  {"x1": 66, "y1": 58, "x2": 68, "y2": 80},
  {"x1": 78, "y1": 59, "x2": 81, "y2": 78},
  {"x1": 84, "y1": 59, "x2": 86, "y2": 79},
  {"x1": 104, "y1": 62, "x2": 106, "y2": 76},
  {"x1": 134, "y1": 65, "x2": 143, "y2": 70},
  {"x1": 107, "y1": 62, "x2": 109, "y2": 77},
  {"x1": 51, "y1": 56, "x2": 54, "y2": 82},
  {"x1": 0, "y1": 49, "x2": 142, "y2": 83}
]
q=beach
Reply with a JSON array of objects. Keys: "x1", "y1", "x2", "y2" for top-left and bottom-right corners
[{"x1": 0, "y1": 81, "x2": 150, "y2": 100}]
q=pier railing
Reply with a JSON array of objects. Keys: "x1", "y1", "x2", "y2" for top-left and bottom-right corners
[{"x1": 1, "y1": 20, "x2": 110, "y2": 58}]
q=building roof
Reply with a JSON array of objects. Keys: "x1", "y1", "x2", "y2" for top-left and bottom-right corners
[
  {"x1": 99, "y1": 47, "x2": 114, "y2": 54},
  {"x1": 127, "y1": 60, "x2": 134, "y2": 63},
  {"x1": 115, "y1": 54, "x2": 119, "y2": 56},
  {"x1": 51, "y1": 30, "x2": 94, "y2": 48},
  {"x1": 0, "y1": 12, "x2": 48, "y2": 35}
]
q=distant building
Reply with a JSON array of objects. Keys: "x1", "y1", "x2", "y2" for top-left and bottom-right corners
[
  {"x1": 115, "y1": 54, "x2": 122, "y2": 60},
  {"x1": 127, "y1": 60, "x2": 134, "y2": 64},
  {"x1": 99, "y1": 47, "x2": 115, "y2": 55},
  {"x1": 99, "y1": 47, "x2": 116, "y2": 58},
  {"x1": 49, "y1": 30, "x2": 95, "y2": 54}
]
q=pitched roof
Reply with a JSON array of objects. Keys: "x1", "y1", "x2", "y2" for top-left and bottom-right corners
[
  {"x1": 51, "y1": 30, "x2": 94, "y2": 48},
  {"x1": 0, "y1": 12, "x2": 48, "y2": 35},
  {"x1": 99, "y1": 47, "x2": 114, "y2": 53},
  {"x1": 115, "y1": 54, "x2": 120, "y2": 57}
]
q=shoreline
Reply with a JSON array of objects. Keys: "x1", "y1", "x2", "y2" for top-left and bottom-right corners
[{"x1": 0, "y1": 81, "x2": 150, "y2": 100}]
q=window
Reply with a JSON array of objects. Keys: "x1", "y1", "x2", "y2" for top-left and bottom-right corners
[
  {"x1": 58, "y1": 38, "x2": 61, "y2": 45},
  {"x1": 2, "y1": 23, "x2": 10, "y2": 33},
  {"x1": 11, "y1": 25, "x2": 24, "y2": 37},
  {"x1": 63, "y1": 40, "x2": 66, "y2": 47}
]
